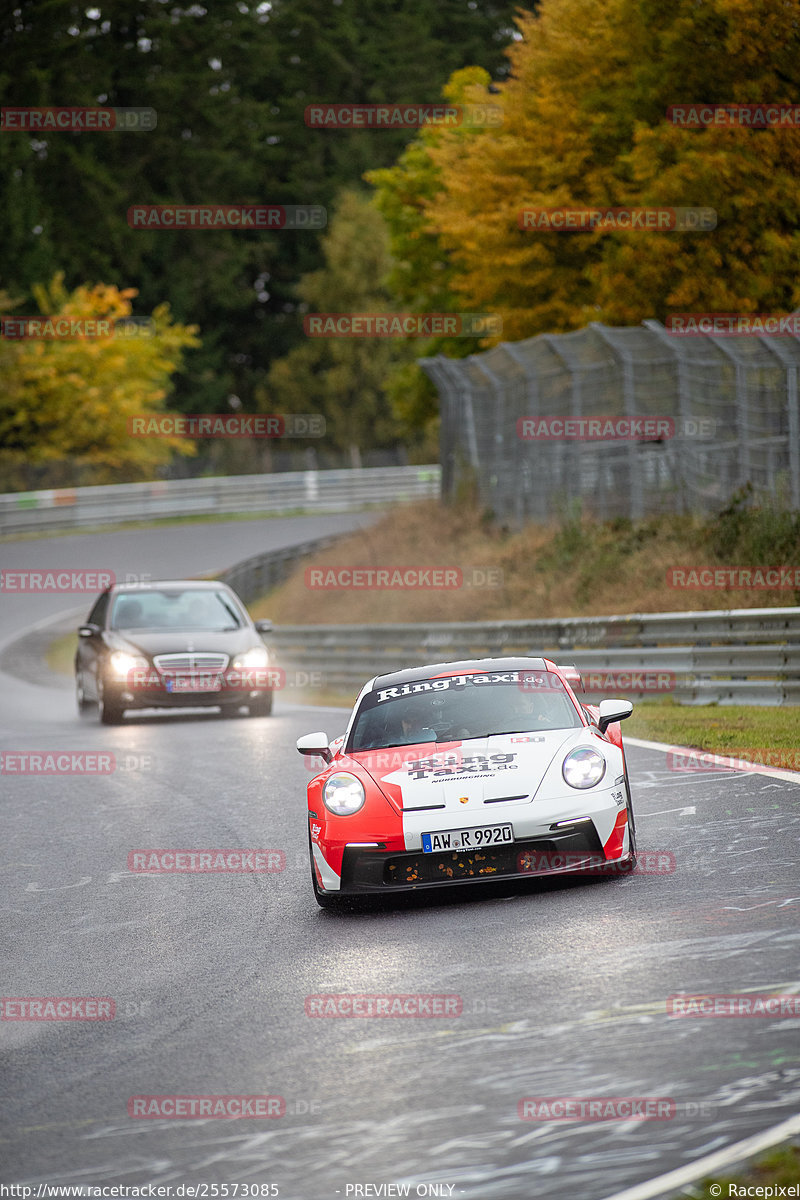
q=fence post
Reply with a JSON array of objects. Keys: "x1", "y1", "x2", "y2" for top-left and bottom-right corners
[
  {"x1": 755, "y1": 335, "x2": 800, "y2": 510},
  {"x1": 591, "y1": 324, "x2": 643, "y2": 521},
  {"x1": 502, "y1": 341, "x2": 541, "y2": 523}
]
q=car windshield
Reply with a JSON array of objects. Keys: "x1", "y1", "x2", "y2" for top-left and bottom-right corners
[
  {"x1": 109, "y1": 589, "x2": 244, "y2": 631},
  {"x1": 347, "y1": 669, "x2": 582, "y2": 752}
]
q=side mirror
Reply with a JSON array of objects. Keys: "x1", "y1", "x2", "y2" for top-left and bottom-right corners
[
  {"x1": 255, "y1": 619, "x2": 273, "y2": 634},
  {"x1": 597, "y1": 699, "x2": 633, "y2": 734},
  {"x1": 78, "y1": 624, "x2": 100, "y2": 638},
  {"x1": 296, "y1": 732, "x2": 333, "y2": 763}
]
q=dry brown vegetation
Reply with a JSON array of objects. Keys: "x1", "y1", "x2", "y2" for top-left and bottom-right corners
[{"x1": 251, "y1": 498, "x2": 800, "y2": 625}]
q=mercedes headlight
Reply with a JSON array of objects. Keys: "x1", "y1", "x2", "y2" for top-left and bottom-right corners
[
  {"x1": 562, "y1": 747, "x2": 606, "y2": 789},
  {"x1": 232, "y1": 646, "x2": 269, "y2": 670},
  {"x1": 323, "y1": 772, "x2": 366, "y2": 816},
  {"x1": 109, "y1": 650, "x2": 148, "y2": 679}
]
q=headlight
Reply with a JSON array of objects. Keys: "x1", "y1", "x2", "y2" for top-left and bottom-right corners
[
  {"x1": 232, "y1": 646, "x2": 269, "y2": 670},
  {"x1": 562, "y1": 747, "x2": 606, "y2": 789},
  {"x1": 323, "y1": 772, "x2": 366, "y2": 816},
  {"x1": 108, "y1": 650, "x2": 148, "y2": 679}
]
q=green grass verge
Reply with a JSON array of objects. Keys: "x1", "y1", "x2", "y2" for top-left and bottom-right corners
[
  {"x1": 46, "y1": 630, "x2": 77, "y2": 677},
  {"x1": 694, "y1": 1143, "x2": 800, "y2": 1199},
  {"x1": 626, "y1": 698, "x2": 800, "y2": 762},
  {"x1": 0, "y1": 503, "x2": 386, "y2": 543}
]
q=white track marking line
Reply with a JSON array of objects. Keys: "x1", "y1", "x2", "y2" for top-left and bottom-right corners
[
  {"x1": 626, "y1": 735, "x2": 800, "y2": 785},
  {"x1": 598, "y1": 1111, "x2": 800, "y2": 1200}
]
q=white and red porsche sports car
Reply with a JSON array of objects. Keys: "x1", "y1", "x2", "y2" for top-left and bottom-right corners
[{"x1": 296, "y1": 657, "x2": 636, "y2": 908}]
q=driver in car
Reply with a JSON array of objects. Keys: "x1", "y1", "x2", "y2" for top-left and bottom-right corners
[
  {"x1": 394, "y1": 700, "x2": 437, "y2": 745},
  {"x1": 507, "y1": 685, "x2": 558, "y2": 729}
]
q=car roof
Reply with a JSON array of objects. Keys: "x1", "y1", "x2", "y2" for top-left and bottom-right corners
[
  {"x1": 370, "y1": 657, "x2": 550, "y2": 691},
  {"x1": 108, "y1": 579, "x2": 233, "y2": 593}
]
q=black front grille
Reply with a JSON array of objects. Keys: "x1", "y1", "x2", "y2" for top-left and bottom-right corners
[
  {"x1": 385, "y1": 841, "x2": 548, "y2": 885},
  {"x1": 341, "y1": 820, "x2": 604, "y2": 892}
]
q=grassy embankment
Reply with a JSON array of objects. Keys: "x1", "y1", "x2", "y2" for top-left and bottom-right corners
[
  {"x1": 694, "y1": 1143, "x2": 800, "y2": 1198},
  {"x1": 245, "y1": 494, "x2": 800, "y2": 755}
]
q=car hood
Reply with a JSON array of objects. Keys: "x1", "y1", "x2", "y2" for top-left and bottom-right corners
[
  {"x1": 103, "y1": 628, "x2": 260, "y2": 658},
  {"x1": 343, "y1": 728, "x2": 612, "y2": 814}
]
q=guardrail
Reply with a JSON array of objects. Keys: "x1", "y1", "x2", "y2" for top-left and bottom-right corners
[
  {"x1": 0, "y1": 465, "x2": 441, "y2": 536},
  {"x1": 266, "y1": 608, "x2": 800, "y2": 705},
  {"x1": 219, "y1": 534, "x2": 343, "y2": 605}
]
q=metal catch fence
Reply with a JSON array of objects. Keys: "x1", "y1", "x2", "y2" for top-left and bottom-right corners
[{"x1": 421, "y1": 320, "x2": 800, "y2": 523}]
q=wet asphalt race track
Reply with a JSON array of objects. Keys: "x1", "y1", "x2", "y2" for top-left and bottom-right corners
[{"x1": 2, "y1": 518, "x2": 800, "y2": 1200}]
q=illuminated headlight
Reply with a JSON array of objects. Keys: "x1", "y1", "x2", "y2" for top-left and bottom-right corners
[
  {"x1": 323, "y1": 772, "x2": 366, "y2": 816},
  {"x1": 232, "y1": 646, "x2": 269, "y2": 670},
  {"x1": 562, "y1": 747, "x2": 606, "y2": 789},
  {"x1": 109, "y1": 650, "x2": 148, "y2": 679}
]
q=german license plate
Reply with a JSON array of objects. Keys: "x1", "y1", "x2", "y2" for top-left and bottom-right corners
[
  {"x1": 421, "y1": 824, "x2": 513, "y2": 853},
  {"x1": 165, "y1": 675, "x2": 222, "y2": 693}
]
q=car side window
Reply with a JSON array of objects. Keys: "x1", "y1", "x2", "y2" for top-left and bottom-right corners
[{"x1": 87, "y1": 592, "x2": 110, "y2": 627}]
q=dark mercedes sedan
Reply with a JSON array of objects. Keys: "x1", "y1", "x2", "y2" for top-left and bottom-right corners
[{"x1": 74, "y1": 579, "x2": 276, "y2": 724}]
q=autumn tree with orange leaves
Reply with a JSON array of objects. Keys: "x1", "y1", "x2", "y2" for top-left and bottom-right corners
[{"x1": 372, "y1": 0, "x2": 800, "y2": 347}]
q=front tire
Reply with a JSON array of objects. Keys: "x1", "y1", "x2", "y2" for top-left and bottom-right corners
[
  {"x1": 97, "y1": 675, "x2": 125, "y2": 725},
  {"x1": 76, "y1": 670, "x2": 93, "y2": 718},
  {"x1": 248, "y1": 693, "x2": 273, "y2": 718},
  {"x1": 624, "y1": 773, "x2": 637, "y2": 869}
]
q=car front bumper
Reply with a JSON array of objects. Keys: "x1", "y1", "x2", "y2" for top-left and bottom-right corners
[
  {"x1": 312, "y1": 816, "x2": 634, "y2": 897},
  {"x1": 107, "y1": 681, "x2": 270, "y2": 710}
]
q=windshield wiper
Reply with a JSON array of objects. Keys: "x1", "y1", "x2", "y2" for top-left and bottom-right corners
[
  {"x1": 354, "y1": 739, "x2": 436, "y2": 751},
  {"x1": 218, "y1": 597, "x2": 242, "y2": 627},
  {"x1": 461, "y1": 729, "x2": 539, "y2": 739}
]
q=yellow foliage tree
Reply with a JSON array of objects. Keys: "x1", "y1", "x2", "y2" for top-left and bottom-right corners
[
  {"x1": 401, "y1": 0, "x2": 800, "y2": 341},
  {"x1": 0, "y1": 275, "x2": 200, "y2": 484}
]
